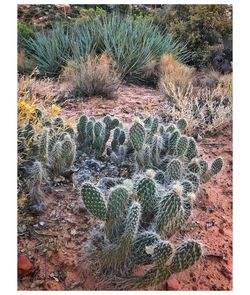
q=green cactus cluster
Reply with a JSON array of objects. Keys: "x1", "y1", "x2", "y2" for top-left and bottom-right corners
[
  {"x1": 80, "y1": 168, "x2": 203, "y2": 288},
  {"x1": 18, "y1": 111, "x2": 224, "y2": 289},
  {"x1": 125, "y1": 115, "x2": 223, "y2": 192},
  {"x1": 18, "y1": 122, "x2": 39, "y2": 166},
  {"x1": 18, "y1": 116, "x2": 76, "y2": 205},
  {"x1": 26, "y1": 160, "x2": 45, "y2": 204},
  {"x1": 78, "y1": 115, "x2": 224, "y2": 289},
  {"x1": 76, "y1": 114, "x2": 124, "y2": 159},
  {"x1": 35, "y1": 117, "x2": 76, "y2": 178}
]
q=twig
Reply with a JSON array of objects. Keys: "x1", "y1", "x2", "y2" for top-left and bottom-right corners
[
  {"x1": 33, "y1": 230, "x2": 58, "y2": 237},
  {"x1": 200, "y1": 143, "x2": 227, "y2": 146},
  {"x1": 204, "y1": 253, "x2": 224, "y2": 260}
]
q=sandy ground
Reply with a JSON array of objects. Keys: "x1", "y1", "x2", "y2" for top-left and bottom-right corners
[{"x1": 18, "y1": 83, "x2": 232, "y2": 290}]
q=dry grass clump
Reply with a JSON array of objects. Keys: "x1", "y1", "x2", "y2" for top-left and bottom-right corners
[
  {"x1": 158, "y1": 56, "x2": 232, "y2": 136},
  {"x1": 18, "y1": 49, "x2": 34, "y2": 74},
  {"x1": 62, "y1": 54, "x2": 121, "y2": 99},
  {"x1": 162, "y1": 75, "x2": 232, "y2": 137},
  {"x1": 158, "y1": 54, "x2": 195, "y2": 92}
]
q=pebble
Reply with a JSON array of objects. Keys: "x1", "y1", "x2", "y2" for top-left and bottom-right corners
[
  {"x1": 18, "y1": 255, "x2": 33, "y2": 277},
  {"x1": 167, "y1": 276, "x2": 181, "y2": 291},
  {"x1": 29, "y1": 203, "x2": 46, "y2": 215}
]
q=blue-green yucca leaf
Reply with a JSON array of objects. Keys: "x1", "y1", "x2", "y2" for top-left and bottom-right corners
[
  {"x1": 25, "y1": 24, "x2": 71, "y2": 76},
  {"x1": 69, "y1": 20, "x2": 98, "y2": 61}
]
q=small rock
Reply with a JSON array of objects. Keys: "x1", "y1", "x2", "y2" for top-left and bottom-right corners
[
  {"x1": 70, "y1": 228, "x2": 77, "y2": 236},
  {"x1": 54, "y1": 176, "x2": 65, "y2": 183},
  {"x1": 29, "y1": 203, "x2": 46, "y2": 215},
  {"x1": 197, "y1": 134, "x2": 203, "y2": 141},
  {"x1": 219, "y1": 228, "x2": 225, "y2": 235},
  {"x1": 30, "y1": 279, "x2": 44, "y2": 288},
  {"x1": 167, "y1": 276, "x2": 181, "y2": 291},
  {"x1": 18, "y1": 255, "x2": 33, "y2": 277},
  {"x1": 39, "y1": 221, "x2": 45, "y2": 227}
]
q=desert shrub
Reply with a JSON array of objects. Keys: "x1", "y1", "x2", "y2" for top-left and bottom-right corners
[
  {"x1": 152, "y1": 5, "x2": 232, "y2": 71},
  {"x1": 18, "y1": 73, "x2": 63, "y2": 126},
  {"x1": 18, "y1": 22, "x2": 34, "y2": 48},
  {"x1": 62, "y1": 54, "x2": 121, "y2": 99},
  {"x1": 193, "y1": 69, "x2": 222, "y2": 89},
  {"x1": 25, "y1": 25, "x2": 71, "y2": 76},
  {"x1": 18, "y1": 4, "x2": 109, "y2": 29},
  {"x1": 75, "y1": 6, "x2": 106, "y2": 24},
  {"x1": 158, "y1": 54, "x2": 195, "y2": 92},
  {"x1": 161, "y1": 76, "x2": 232, "y2": 137},
  {"x1": 206, "y1": 45, "x2": 232, "y2": 74},
  {"x1": 98, "y1": 13, "x2": 188, "y2": 83}
]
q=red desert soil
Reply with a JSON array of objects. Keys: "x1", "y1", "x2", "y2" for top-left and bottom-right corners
[{"x1": 18, "y1": 84, "x2": 232, "y2": 291}]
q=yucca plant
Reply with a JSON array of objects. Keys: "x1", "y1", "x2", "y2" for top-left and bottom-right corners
[
  {"x1": 25, "y1": 24, "x2": 71, "y2": 76},
  {"x1": 69, "y1": 20, "x2": 99, "y2": 61},
  {"x1": 98, "y1": 13, "x2": 188, "y2": 83}
]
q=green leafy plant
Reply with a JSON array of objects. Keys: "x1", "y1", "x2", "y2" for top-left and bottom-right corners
[
  {"x1": 68, "y1": 21, "x2": 98, "y2": 60},
  {"x1": 152, "y1": 4, "x2": 232, "y2": 71},
  {"x1": 18, "y1": 22, "x2": 35, "y2": 48}
]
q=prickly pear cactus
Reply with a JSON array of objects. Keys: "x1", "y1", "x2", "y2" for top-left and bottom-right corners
[
  {"x1": 136, "y1": 172, "x2": 157, "y2": 215},
  {"x1": 151, "y1": 240, "x2": 173, "y2": 266},
  {"x1": 81, "y1": 183, "x2": 107, "y2": 221},
  {"x1": 176, "y1": 118, "x2": 188, "y2": 131},
  {"x1": 19, "y1": 111, "x2": 225, "y2": 290},
  {"x1": 45, "y1": 114, "x2": 224, "y2": 290},
  {"x1": 155, "y1": 183, "x2": 186, "y2": 238},
  {"x1": 169, "y1": 240, "x2": 202, "y2": 273},
  {"x1": 210, "y1": 157, "x2": 223, "y2": 175},
  {"x1": 129, "y1": 118, "x2": 146, "y2": 151}
]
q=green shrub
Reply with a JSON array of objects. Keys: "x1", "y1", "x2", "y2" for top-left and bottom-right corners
[
  {"x1": 152, "y1": 4, "x2": 232, "y2": 71},
  {"x1": 18, "y1": 22, "x2": 34, "y2": 48}
]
